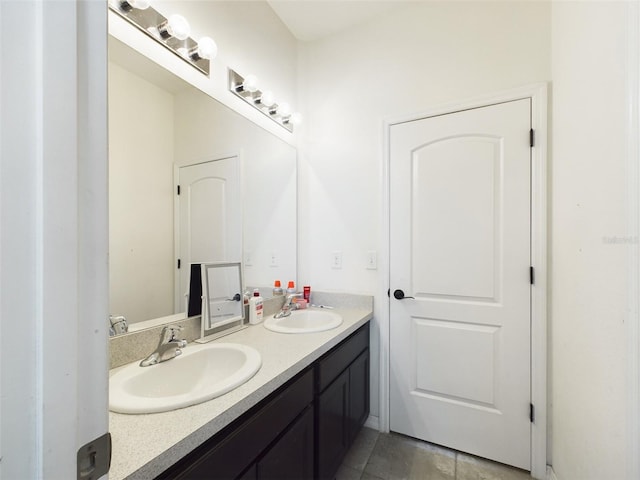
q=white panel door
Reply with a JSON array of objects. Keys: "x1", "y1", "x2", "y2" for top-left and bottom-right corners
[
  {"x1": 389, "y1": 99, "x2": 532, "y2": 469},
  {"x1": 177, "y1": 158, "x2": 241, "y2": 309}
]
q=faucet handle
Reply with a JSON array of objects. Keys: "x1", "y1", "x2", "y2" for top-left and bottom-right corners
[
  {"x1": 161, "y1": 324, "x2": 184, "y2": 342},
  {"x1": 109, "y1": 314, "x2": 128, "y2": 336}
]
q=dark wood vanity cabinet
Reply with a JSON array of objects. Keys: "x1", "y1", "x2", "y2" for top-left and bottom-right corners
[
  {"x1": 157, "y1": 322, "x2": 369, "y2": 480},
  {"x1": 316, "y1": 326, "x2": 370, "y2": 480}
]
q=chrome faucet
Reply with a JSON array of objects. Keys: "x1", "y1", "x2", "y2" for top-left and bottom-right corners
[
  {"x1": 139, "y1": 325, "x2": 187, "y2": 367},
  {"x1": 274, "y1": 293, "x2": 303, "y2": 319}
]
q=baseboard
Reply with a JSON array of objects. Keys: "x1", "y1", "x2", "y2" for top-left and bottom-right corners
[
  {"x1": 364, "y1": 415, "x2": 380, "y2": 431},
  {"x1": 547, "y1": 465, "x2": 558, "y2": 480}
]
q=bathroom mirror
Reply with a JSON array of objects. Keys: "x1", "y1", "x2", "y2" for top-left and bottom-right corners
[
  {"x1": 200, "y1": 262, "x2": 244, "y2": 340},
  {"x1": 108, "y1": 37, "x2": 296, "y2": 330}
]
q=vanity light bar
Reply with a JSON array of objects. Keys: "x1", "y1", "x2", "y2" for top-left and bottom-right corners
[
  {"x1": 228, "y1": 69, "x2": 301, "y2": 133},
  {"x1": 109, "y1": 0, "x2": 215, "y2": 76}
]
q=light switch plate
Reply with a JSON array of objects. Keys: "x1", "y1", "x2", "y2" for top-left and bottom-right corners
[
  {"x1": 366, "y1": 251, "x2": 377, "y2": 270},
  {"x1": 331, "y1": 251, "x2": 343, "y2": 269}
]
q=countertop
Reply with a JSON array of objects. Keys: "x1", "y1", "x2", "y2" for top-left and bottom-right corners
[{"x1": 109, "y1": 306, "x2": 373, "y2": 480}]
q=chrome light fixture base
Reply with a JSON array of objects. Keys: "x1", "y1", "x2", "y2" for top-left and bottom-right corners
[
  {"x1": 109, "y1": 0, "x2": 211, "y2": 76},
  {"x1": 228, "y1": 69, "x2": 296, "y2": 133}
]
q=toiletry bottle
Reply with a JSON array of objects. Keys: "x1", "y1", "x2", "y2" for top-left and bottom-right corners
[
  {"x1": 303, "y1": 286, "x2": 311, "y2": 303},
  {"x1": 243, "y1": 288, "x2": 251, "y2": 305},
  {"x1": 249, "y1": 289, "x2": 264, "y2": 324},
  {"x1": 273, "y1": 280, "x2": 284, "y2": 296},
  {"x1": 286, "y1": 281, "x2": 296, "y2": 294}
]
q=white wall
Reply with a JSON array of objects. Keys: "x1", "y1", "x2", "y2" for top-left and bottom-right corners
[
  {"x1": 551, "y1": 3, "x2": 634, "y2": 478},
  {"x1": 108, "y1": 62, "x2": 175, "y2": 324},
  {"x1": 298, "y1": 1, "x2": 551, "y2": 422}
]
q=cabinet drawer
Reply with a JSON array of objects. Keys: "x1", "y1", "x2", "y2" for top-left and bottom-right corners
[
  {"x1": 317, "y1": 323, "x2": 369, "y2": 392},
  {"x1": 163, "y1": 368, "x2": 314, "y2": 479}
]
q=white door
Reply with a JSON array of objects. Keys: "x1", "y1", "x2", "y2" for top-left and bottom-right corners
[
  {"x1": 177, "y1": 158, "x2": 241, "y2": 310},
  {"x1": 389, "y1": 99, "x2": 532, "y2": 469}
]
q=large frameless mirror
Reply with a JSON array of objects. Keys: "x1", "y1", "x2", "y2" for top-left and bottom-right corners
[{"x1": 108, "y1": 37, "x2": 297, "y2": 334}]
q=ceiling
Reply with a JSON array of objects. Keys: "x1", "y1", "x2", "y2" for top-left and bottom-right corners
[{"x1": 266, "y1": 1, "x2": 409, "y2": 42}]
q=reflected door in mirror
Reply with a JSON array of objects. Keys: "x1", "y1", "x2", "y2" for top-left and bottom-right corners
[{"x1": 177, "y1": 158, "x2": 241, "y2": 311}]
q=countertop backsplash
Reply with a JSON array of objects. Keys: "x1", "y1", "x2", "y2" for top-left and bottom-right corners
[{"x1": 109, "y1": 291, "x2": 372, "y2": 369}]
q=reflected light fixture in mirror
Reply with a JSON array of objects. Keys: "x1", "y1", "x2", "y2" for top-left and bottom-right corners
[
  {"x1": 109, "y1": 0, "x2": 216, "y2": 76},
  {"x1": 228, "y1": 68, "x2": 302, "y2": 133}
]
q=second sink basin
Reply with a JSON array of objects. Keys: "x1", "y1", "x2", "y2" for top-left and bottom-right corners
[
  {"x1": 264, "y1": 309, "x2": 343, "y2": 334},
  {"x1": 109, "y1": 342, "x2": 261, "y2": 414}
]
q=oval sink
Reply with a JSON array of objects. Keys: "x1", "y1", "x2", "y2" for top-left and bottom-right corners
[
  {"x1": 109, "y1": 343, "x2": 261, "y2": 414},
  {"x1": 264, "y1": 309, "x2": 343, "y2": 334}
]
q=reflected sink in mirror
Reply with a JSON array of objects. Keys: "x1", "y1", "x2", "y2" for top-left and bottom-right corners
[
  {"x1": 264, "y1": 309, "x2": 343, "y2": 334},
  {"x1": 109, "y1": 343, "x2": 261, "y2": 414}
]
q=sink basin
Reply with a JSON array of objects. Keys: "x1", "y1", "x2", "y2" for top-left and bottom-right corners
[
  {"x1": 109, "y1": 343, "x2": 261, "y2": 414},
  {"x1": 264, "y1": 309, "x2": 343, "y2": 334}
]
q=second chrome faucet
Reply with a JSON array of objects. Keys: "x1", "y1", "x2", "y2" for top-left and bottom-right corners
[{"x1": 274, "y1": 293, "x2": 303, "y2": 319}]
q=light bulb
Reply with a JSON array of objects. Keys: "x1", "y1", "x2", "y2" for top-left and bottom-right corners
[
  {"x1": 195, "y1": 37, "x2": 217, "y2": 60},
  {"x1": 277, "y1": 102, "x2": 291, "y2": 117},
  {"x1": 289, "y1": 112, "x2": 303, "y2": 125},
  {"x1": 161, "y1": 14, "x2": 190, "y2": 41},
  {"x1": 129, "y1": 0, "x2": 150, "y2": 9},
  {"x1": 257, "y1": 90, "x2": 275, "y2": 107},
  {"x1": 242, "y1": 75, "x2": 259, "y2": 93}
]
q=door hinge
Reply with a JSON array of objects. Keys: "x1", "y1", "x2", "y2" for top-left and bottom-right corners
[
  {"x1": 177, "y1": 259, "x2": 181, "y2": 269},
  {"x1": 530, "y1": 403, "x2": 535, "y2": 423},
  {"x1": 177, "y1": 185, "x2": 181, "y2": 195},
  {"x1": 530, "y1": 129, "x2": 535, "y2": 147},
  {"x1": 77, "y1": 432, "x2": 111, "y2": 480},
  {"x1": 530, "y1": 266, "x2": 535, "y2": 285}
]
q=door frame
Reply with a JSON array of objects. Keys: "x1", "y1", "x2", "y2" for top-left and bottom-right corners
[
  {"x1": 1, "y1": 1, "x2": 109, "y2": 477},
  {"x1": 380, "y1": 83, "x2": 548, "y2": 478}
]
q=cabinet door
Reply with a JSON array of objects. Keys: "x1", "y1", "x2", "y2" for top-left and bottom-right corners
[
  {"x1": 316, "y1": 369, "x2": 350, "y2": 480},
  {"x1": 159, "y1": 370, "x2": 314, "y2": 480},
  {"x1": 256, "y1": 406, "x2": 314, "y2": 480},
  {"x1": 349, "y1": 349, "x2": 370, "y2": 442},
  {"x1": 238, "y1": 465, "x2": 257, "y2": 480}
]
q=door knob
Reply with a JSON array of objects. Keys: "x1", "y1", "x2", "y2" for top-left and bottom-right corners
[{"x1": 393, "y1": 289, "x2": 414, "y2": 300}]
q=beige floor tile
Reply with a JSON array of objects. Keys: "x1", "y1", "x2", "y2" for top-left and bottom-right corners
[
  {"x1": 343, "y1": 427, "x2": 380, "y2": 472},
  {"x1": 336, "y1": 463, "x2": 363, "y2": 480},
  {"x1": 360, "y1": 472, "x2": 385, "y2": 480},
  {"x1": 456, "y1": 453, "x2": 531, "y2": 480},
  {"x1": 363, "y1": 432, "x2": 456, "y2": 480}
]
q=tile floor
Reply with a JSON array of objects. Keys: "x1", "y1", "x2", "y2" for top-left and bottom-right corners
[{"x1": 336, "y1": 428, "x2": 532, "y2": 480}]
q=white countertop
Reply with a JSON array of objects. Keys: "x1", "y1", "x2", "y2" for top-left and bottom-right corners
[{"x1": 109, "y1": 306, "x2": 372, "y2": 480}]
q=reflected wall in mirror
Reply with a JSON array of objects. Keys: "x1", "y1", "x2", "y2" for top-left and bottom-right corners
[{"x1": 108, "y1": 37, "x2": 296, "y2": 329}]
